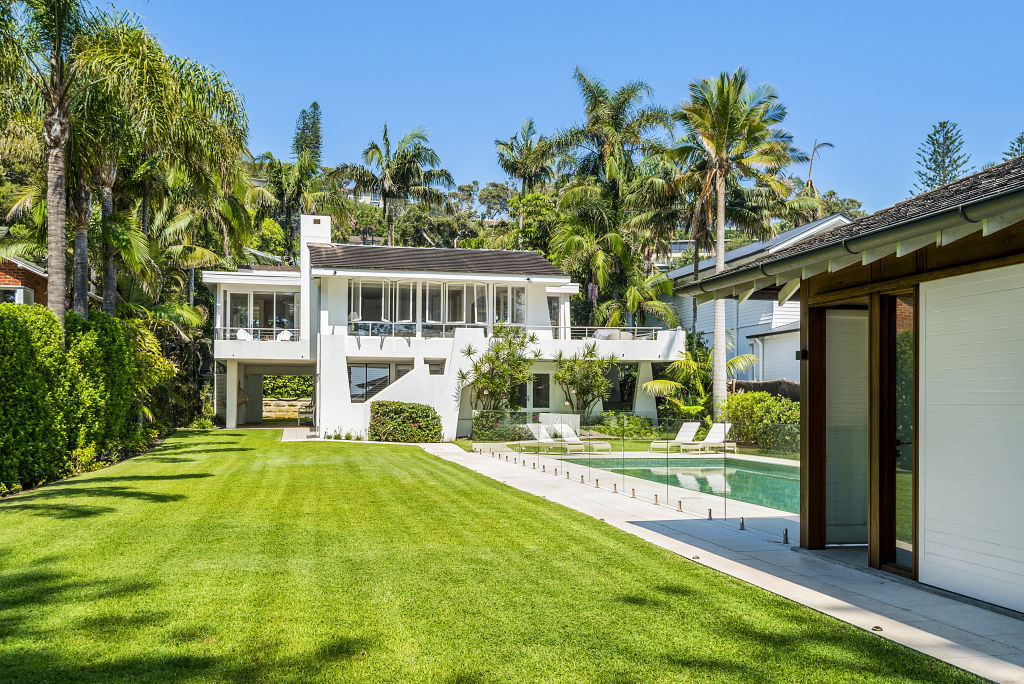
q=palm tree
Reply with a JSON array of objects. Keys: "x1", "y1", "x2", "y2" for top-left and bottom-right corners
[
  {"x1": 340, "y1": 124, "x2": 454, "y2": 246},
  {"x1": 641, "y1": 333, "x2": 756, "y2": 421},
  {"x1": 495, "y1": 118, "x2": 554, "y2": 233},
  {"x1": 0, "y1": 1, "x2": 175, "y2": 322},
  {"x1": 672, "y1": 67, "x2": 805, "y2": 418},
  {"x1": 594, "y1": 268, "x2": 678, "y2": 328},
  {"x1": 255, "y1": 149, "x2": 347, "y2": 262}
]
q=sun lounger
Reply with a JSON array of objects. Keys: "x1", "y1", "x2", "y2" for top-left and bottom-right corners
[
  {"x1": 648, "y1": 422, "x2": 701, "y2": 453},
  {"x1": 677, "y1": 422, "x2": 737, "y2": 453}
]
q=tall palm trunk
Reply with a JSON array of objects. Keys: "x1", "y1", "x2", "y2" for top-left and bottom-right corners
[
  {"x1": 44, "y1": 114, "x2": 69, "y2": 323},
  {"x1": 188, "y1": 267, "x2": 195, "y2": 306},
  {"x1": 99, "y1": 163, "x2": 117, "y2": 314},
  {"x1": 691, "y1": 249, "x2": 699, "y2": 336},
  {"x1": 72, "y1": 182, "x2": 92, "y2": 317},
  {"x1": 712, "y1": 172, "x2": 727, "y2": 420}
]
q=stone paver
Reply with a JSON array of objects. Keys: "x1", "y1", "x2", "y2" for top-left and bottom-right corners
[{"x1": 421, "y1": 442, "x2": 1024, "y2": 684}]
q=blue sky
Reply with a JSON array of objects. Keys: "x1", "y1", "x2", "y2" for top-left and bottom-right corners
[{"x1": 120, "y1": 0, "x2": 1023, "y2": 213}]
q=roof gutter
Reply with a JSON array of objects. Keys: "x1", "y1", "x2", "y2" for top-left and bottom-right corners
[{"x1": 674, "y1": 185, "x2": 1024, "y2": 297}]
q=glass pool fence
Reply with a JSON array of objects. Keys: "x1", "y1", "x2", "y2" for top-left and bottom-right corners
[{"x1": 469, "y1": 410, "x2": 800, "y2": 522}]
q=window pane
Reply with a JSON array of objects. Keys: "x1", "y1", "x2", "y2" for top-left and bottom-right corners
[
  {"x1": 253, "y1": 293, "x2": 274, "y2": 329},
  {"x1": 427, "y1": 360, "x2": 445, "y2": 375},
  {"x1": 495, "y1": 286, "x2": 509, "y2": 323},
  {"x1": 395, "y1": 363, "x2": 414, "y2": 379},
  {"x1": 2, "y1": 289, "x2": 16, "y2": 304},
  {"x1": 364, "y1": 364, "x2": 390, "y2": 401},
  {"x1": 275, "y1": 292, "x2": 296, "y2": 329},
  {"x1": 516, "y1": 382, "x2": 528, "y2": 409},
  {"x1": 475, "y1": 285, "x2": 488, "y2": 324},
  {"x1": 424, "y1": 283, "x2": 443, "y2": 322},
  {"x1": 229, "y1": 293, "x2": 249, "y2": 328},
  {"x1": 533, "y1": 374, "x2": 550, "y2": 409},
  {"x1": 362, "y1": 282, "x2": 384, "y2": 321},
  {"x1": 512, "y1": 287, "x2": 526, "y2": 325},
  {"x1": 348, "y1": 364, "x2": 367, "y2": 402},
  {"x1": 397, "y1": 283, "x2": 413, "y2": 322},
  {"x1": 349, "y1": 280, "x2": 360, "y2": 319},
  {"x1": 447, "y1": 285, "x2": 465, "y2": 323}
]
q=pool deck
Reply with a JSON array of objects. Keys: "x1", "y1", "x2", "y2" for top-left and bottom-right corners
[{"x1": 421, "y1": 442, "x2": 1024, "y2": 684}]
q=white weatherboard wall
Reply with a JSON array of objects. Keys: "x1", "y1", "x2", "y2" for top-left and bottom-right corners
[
  {"x1": 920, "y1": 263, "x2": 1024, "y2": 612},
  {"x1": 824, "y1": 309, "x2": 869, "y2": 544}
]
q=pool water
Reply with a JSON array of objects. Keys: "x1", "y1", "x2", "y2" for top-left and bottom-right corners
[{"x1": 562, "y1": 456, "x2": 800, "y2": 513}]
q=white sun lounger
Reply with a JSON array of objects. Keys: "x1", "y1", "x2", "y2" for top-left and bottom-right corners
[
  {"x1": 677, "y1": 422, "x2": 737, "y2": 453},
  {"x1": 648, "y1": 421, "x2": 702, "y2": 453}
]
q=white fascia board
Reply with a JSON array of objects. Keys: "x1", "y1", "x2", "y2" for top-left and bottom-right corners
[
  {"x1": 201, "y1": 270, "x2": 303, "y2": 286},
  {"x1": 311, "y1": 267, "x2": 569, "y2": 284},
  {"x1": 545, "y1": 283, "x2": 580, "y2": 294},
  {"x1": 6, "y1": 257, "x2": 47, "y2": 278},
  {"x1": 768, "y1": 215, "x2": 850, "y2": 254}
]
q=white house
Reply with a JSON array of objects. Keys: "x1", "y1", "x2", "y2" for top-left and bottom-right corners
[
  {"x1": 668, "y1": 213, "x2": 851, "y2": 380},
  {"x1": 204, "y1": 215, "x2": 686, "y2": 439}
]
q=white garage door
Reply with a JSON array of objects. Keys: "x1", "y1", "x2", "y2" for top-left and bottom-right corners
[{"x1": 920, "y1": 263, "x2": 1024, "y2": 612}]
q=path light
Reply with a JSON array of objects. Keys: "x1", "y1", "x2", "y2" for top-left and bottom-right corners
[
  {"x1": 554, "y1": 468, "x2": 558, "y2": 476},
  {"x1": 613, "y1": 484, "x2": 617, "y2": 493},
  {"x1": 542, "y1": 465, "x2": 546, "y2": 472},
  {"x1": 654, "y1": 494, "x2": 658, "y2": 505},
  {"x1": 595, "y1": 479, "x2": 599, "y2": 488},
  {"x1": 739, "y1": 517, "x2": 745, "y2": 530},
  {"x1": 631, "y1": 488, "x2": 636, "y2": 498},
  {"x1": 677, "y1": 501, "x2": 682, "y2": 512},
  {"x1": 532, "y1": 463, "x2": 536, "y2": 469},
  {"x1": 782, "y1": 528, "x2": 789, "y2": 544},
  {"x1": 566, "y1": 471, "x2": 569, "y2": 480},
  {"x1": 580, "y1": 475, "x2": 584, "y2": 483},
  {"x1": 708, "y1": 509, "x2": 712, "y2": 520}
]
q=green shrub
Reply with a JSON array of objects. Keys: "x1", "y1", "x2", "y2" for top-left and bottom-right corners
[
  {"x1": 0, "y1": 307, "x2": 175, "y2": 497},
  {"x1": 368, "y1": 401, "x2": 442, "y2": 443},
  {"x1": 595, "y1": 411, "x2": 655, "y2": 438},
  {"x1": 722, "y1": 391, "x2": 800, "y2": 453},
  {"x1": 471, "y1": 411, "x2": 532, "y2": 442},
  {"x1": 0, "y1": 304, "x2": 73, "y2": 494},
  {"x1": 263, "y1": 375, "x2": 313, "y2": 398}
]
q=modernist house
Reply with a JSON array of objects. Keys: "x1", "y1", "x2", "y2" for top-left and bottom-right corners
[
  {"x1": 668, "y1": 213, "x2": 851, "y2": 381},
  {"x1": 204, "y1": 215, "x2": 686, "y2": 439},
  {"x1": 673, "y1": 157, "x2": 1024, "y2": 614},
  {"x1": 0, "y1": 257, "x2": 47, "y2": 305}
]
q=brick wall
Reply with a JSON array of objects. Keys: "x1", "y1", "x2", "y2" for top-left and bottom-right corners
[{"x1": 0, "y1": 260, "x2": 47, "y2": 306}]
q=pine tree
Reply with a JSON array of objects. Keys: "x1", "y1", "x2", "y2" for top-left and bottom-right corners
[
  {"x1": 912, "y1": 121, "x2": 973, "y2": 195},
  {"x1": 291, "y1": 101, "x2": 323, "y2": 164},
  {"x1": 1003, "y1": 131, "x2": 1024, "y2": 161}
]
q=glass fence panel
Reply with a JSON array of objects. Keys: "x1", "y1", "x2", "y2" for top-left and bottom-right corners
[{"x1": 467, "y1": 407, "x2": 800, "y2": 542}]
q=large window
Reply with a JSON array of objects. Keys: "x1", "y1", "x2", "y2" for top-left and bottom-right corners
[
  {"x1": 494, "y1": 285, "x2": 526, "y2": 325},
  {"x1": 423, "y1": 282, "x2": 443, "y2": 323},
  {"x1": 348, "y1": 363, "x2": 390, "y2": 403},
  {"x1": 222, "y1": 291, "x2": 296, "y2": 339},
  {"x1": 533, "y1": 374, "x2": 550, "y2": 409}
]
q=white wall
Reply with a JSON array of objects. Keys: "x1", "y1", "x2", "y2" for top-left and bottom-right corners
[
  {"x1": 920, "y1": 263, "x2": 1024, "y2": 612},
  {"x1": 759, "y1": 331, "x2": 800, "y2": 381}
]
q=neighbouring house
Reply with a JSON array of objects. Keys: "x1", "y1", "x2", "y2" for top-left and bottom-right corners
[
  {"x1": 668, "y1": 213, "x2": 851, "y2": 381},
  {"x1": 203, "y1": 215, "x2": 686, "y2": 439},
  {"x1": 673, "y1": 156, "x2": 1024, "y2": 614},
  {"x1": 0, "y1": 257, "x2": 47, "y2": 306}
]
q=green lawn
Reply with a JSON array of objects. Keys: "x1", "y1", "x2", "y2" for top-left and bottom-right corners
[{"x1": 0, "y1": 430, "x2": 975, "y2": 683}]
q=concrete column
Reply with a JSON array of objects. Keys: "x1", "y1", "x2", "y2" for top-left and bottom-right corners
[
  {"x1": 633, "y1": 361, "x2": 657, "y2": 421},
  {"x1": 225, "y1": 359, "x2": 239, "y2": 429}
]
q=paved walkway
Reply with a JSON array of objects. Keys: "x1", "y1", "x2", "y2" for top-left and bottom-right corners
[{"x1": 420, "y1": 442, "x2": 1024, "y2": 683}]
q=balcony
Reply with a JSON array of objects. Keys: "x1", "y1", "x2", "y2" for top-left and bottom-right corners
[
  {"x1": 215, "y1": 326, "x2": 301, "y2": 342},
  {"x1": 338, "y1": 322, "x2": 662, "y2": 341}
]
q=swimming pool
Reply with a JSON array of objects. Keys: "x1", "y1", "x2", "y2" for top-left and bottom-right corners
[{"x1": 561, "y1": 456, "x2": 800, "y2": 513}]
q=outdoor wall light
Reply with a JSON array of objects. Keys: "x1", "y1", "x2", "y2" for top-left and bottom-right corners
[{"x1": 795, "y1": 349, "x2": 808, "y2": 360}]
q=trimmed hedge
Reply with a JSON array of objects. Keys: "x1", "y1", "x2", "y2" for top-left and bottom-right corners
[
  {"x1": 0, "y1": 306, "x2": 175, "y2": 496},
  {"x1": 368, "y1": 401, "x2": 442, "y2": 443},
  {"x1": 263, "y1": 375, "x2": 313, "y2": 398},
  {"x1": 0, "y1": 304, "x2": 73, "y2": 494},
  {"x1": 471, "y1": 411, "x2": 532, "y2": 442},
  {"x1": 722, "y1": 391, "x2": 800, "y2": 453},
  {"x1": 595, "y1": 411, "x2": 655, "y2": 438}
]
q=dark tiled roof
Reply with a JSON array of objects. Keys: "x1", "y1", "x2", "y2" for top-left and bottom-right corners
[
  {"x1": 704, "y1": 155, "x2": 1024, "y2": 281},
  {"x1": 307, "y1": 243, "x2": 566, "y2": 277},
  {"x1": 237, "y1": 264, "x2": 299, "y2": 272}
]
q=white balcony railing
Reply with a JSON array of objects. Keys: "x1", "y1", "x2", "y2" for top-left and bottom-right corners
[
  {"x1": 215, "y1": 327, "x2": 300, "y2": 342},
  {"x1": 340, "y1": 322, "x2": 661, "y2": 341}
]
